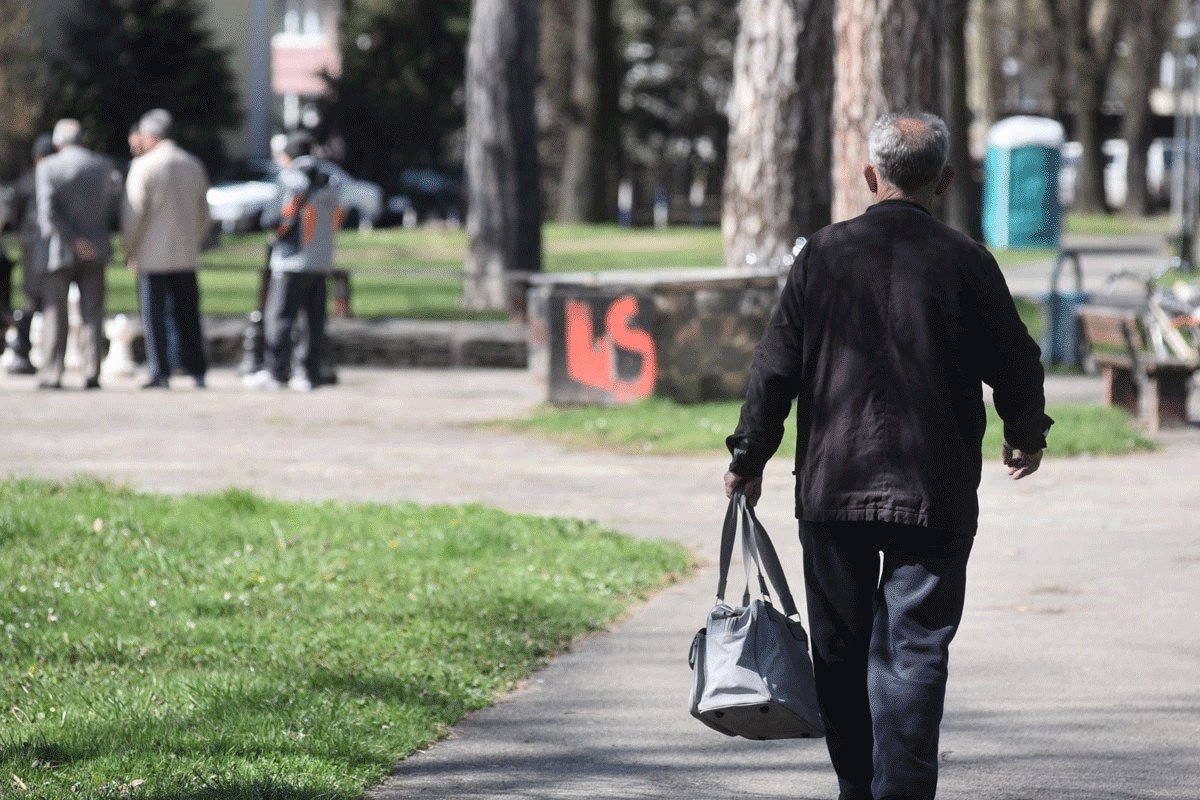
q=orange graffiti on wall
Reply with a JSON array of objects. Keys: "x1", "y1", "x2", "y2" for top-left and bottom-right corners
[{"x1": 565, "y1": 295, "x2": 657, "y2": 401}]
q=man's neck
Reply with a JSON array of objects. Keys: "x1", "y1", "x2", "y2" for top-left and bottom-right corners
[{"x1": 874, "y1": 186, "x2": 932, "y2": 208}]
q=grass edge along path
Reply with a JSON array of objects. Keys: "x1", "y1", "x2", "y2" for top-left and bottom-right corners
[
  {"x1": 0, "y1": 479, "x2": 691, "y2": 800},
  {"x1": 493, "y1": 400, "x2": 1157, "y2": 459}
]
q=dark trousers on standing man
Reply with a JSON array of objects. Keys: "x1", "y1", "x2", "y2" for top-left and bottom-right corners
[
  {"x1": 139, "y1": 271, "x2": 207, "y2": 384},
  {"x1": 41, "y1": 260, "x2": 106, "y2": 385},
  {"x1": 264, "y1": 271, "x2": 327, "y2": 384},
  {"x1": 799, "y1": 521, "x2": 974, "y2": 800}
]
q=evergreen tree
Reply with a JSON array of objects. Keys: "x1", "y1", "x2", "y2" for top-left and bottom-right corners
[
  {"x1": 0, "y1": 0, "x2": 47, "y2": 180},
  {"x1": 319, "y1": 0, "x2": 471, "y2": 185},
  {"x1": 47, "y1": 0, "x2": 240, "y2": 169}
]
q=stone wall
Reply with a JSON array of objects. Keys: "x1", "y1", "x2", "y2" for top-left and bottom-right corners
[{"x1": 527, "y1": 268, "x2": 784, "y2": 405}]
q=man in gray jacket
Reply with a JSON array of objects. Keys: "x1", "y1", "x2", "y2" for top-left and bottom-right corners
[
  {"x1": 35, "y1": 119, "x2": 118, "y2": 390},
  {"x1": 122, "y1": 109, "x2": 212, "y2": 389},
  {"x1": 247, "y1": 131, "x2": 343, "y2": 392}
]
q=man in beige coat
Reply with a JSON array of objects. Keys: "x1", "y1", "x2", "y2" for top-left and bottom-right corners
[{"x1": 122, "y1": 109, "x2": 212, "y2": 388}]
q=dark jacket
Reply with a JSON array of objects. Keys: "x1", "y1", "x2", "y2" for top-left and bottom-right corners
[{"x1": 727, "y1": 199, "x2": 1052, "y2": 534}]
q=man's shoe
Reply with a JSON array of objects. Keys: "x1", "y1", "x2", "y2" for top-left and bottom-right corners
[
  {"x1": 193, "y1": 374, "x2": 207, "y2": 389},
  {"x1": 6, "y1": 358, "x2": 36, "y2": 376},
  {"x1": 84, "y1": 378, "x2": 101, "y2": 390},
  {"x1": 37, "y1": 380, "x2": 63, "y2": 390},
  {"x1": 288, "y1": 375, "x2": 313, "y2": 392},
  {"x1": 141, "y1": 377, "x2": 170, "y2": 389},
  {"x1": 244, "y1": 369, "x2": 283, "y2": 391}
]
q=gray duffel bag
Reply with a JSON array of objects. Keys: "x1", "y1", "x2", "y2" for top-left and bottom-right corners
[{"x1": 688, "y1": 493, "x2": 824, "y2": 740}]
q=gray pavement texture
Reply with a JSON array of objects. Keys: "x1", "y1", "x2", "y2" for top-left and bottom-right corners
[
  {"x1": 3, "y1": 363, "x2": 1199, "y2": 800},
  {"x1": 1004, "y1": 232, "x2": 1178, "y2": 301}
]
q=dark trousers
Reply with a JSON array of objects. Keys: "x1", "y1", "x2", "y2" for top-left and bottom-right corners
[
  {"x1": 139, "y1": 271, "x2": 207, "y2": 383},
  {"x1": 799, "y1": 521, "x2": 974, "y2": 800},
  {"x1": 41, "y1": 261, "x2": 106, "y2": 384},
  {"x1": 264, "y1": 271, "x2": 327, "y2": 383},
  {"x1": 13, "y1": 238, "x2": 46, "y2": 360}
]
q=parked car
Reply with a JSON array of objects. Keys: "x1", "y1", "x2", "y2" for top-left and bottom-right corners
[
  {"x1": 384, "y1": 166, "x2": 464, "y2": 226},
  {"x1": 1144, "y1": 137, "x2": 1200, "y2": 210},
  {"x1": 1057, "y1": 138, "x2": 1190, "y2": 211},
  {"x1": 207, "y1": 158, "x2": 384, "y2": 233}
]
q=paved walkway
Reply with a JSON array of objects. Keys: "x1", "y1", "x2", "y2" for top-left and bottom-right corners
[
  {"x1": 2, "y1": 367, "x2": 1198, "y2": 799},
  {"x1": 1003, "y1": 232, "x2": 1178, "y2": 300}
]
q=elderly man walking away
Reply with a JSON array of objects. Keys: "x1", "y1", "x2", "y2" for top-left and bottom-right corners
[
  {"x1": 724, "y1": 112, "x2": 1052, "y2": 800},
  {"x1": 122, "y1": 109, "x2": 212, "y2": 389},
  {"x1": 34, "y1": 119, "x2": 118, "y2": 390}
]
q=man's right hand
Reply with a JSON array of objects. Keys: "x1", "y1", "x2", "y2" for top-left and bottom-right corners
[
  {"x1": 74, "y1": 239, "x2": 97, "y2": 261},
  {"x1": 1002, "y1": 441, "x2": 1043, "y2": 480},
  {"x1": 724, "y1": 470, "x2": 763, "y2": 507}
]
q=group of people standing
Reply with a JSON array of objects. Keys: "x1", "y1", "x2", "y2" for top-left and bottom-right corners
[
  {"x1": 3, "y1": 115, "x2": 343, "y2": 392},
  {"x1": 4, "y1": 109, "x2": 210, "y2": 389}
]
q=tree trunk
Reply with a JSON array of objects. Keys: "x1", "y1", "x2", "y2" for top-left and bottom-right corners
[
  {"x1": 832, "y1": 0, "x2": 944, "y2": 223},
  {"x1": 463, "y1": 0, "x2": 543, "y2": 313},
  {"x1": 557, "y1": 0, "x2": 616, "y2": 222},
  {"x1": 1122, "y1": 0, "x2": 1174, "y2": 217},
  {"x1": 722, "y1": 0, "x2": 833, "y2": 268},
  {"x1": 942, "y1": 0, "x2": 980, "y2": 238},
  {"x1": 1052, "y1": 0, "x2": 1122, "y2": 215},
  {"x1": 1073, "y1": 63, "x2": 1109, "y2": 213}
]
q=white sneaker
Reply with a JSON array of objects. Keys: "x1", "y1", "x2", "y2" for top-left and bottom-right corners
[
  {"x1": 288, "y1": 375, "x2": 313, "y2": 392},
  {"x1": 244, "y1": 370, "x2": 283, "y2": 391}
]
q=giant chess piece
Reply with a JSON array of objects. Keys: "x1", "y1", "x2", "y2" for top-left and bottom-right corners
[{"x1": 101, "y1": 313, "x2": 138, "y2": 378}]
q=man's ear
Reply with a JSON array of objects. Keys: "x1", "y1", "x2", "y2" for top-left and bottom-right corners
[
  {"x1": 862, "y1": 163, "x2": 878, "y2": 195},
  {"x1": 933, "y1": 165, "x2": 955, "y2": 198}
]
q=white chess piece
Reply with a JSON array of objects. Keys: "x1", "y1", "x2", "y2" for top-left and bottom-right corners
[{"x1": 102, "y1": 313, "x2": 139, "y2": 378}]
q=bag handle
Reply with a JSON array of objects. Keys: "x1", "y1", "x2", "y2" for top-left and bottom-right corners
[
  {"x1": 716, "y1": 493, "x2": 800, "y2": 618},
  {"x1": 742, "y1": 502, "x2": 799, "y2": 618}
]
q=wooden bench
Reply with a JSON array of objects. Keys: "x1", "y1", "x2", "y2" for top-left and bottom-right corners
[{"x1": 1076, "y1": 305, "x2": 1198, "y2": 431}]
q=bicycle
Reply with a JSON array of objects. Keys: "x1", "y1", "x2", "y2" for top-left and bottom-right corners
[{"x1": 1103, "y1": 257, "x2": 1200, "y2": 363}]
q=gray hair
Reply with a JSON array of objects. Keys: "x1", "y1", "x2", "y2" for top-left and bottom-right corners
[
  {"x1": 138, "y1": 108, "x2": 174, "y2": 141},
  {"x1": 52, "y1": 119, "x2": 83, "y2": 148},
  {"x1": 868, "y1": 112, "x2": 950, "y2": 194}
]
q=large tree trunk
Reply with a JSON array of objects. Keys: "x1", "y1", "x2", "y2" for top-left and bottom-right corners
[
  {"x1": 463, "y1": 0, "x2": 543, "y2": 313},
  {"x1": 557, "y1": 0, "x2": 617, "y2": 222},
  {"x1": 832, "y1": 0, "x2": 944, "y2": 223},
  {"x1": 942, "y1": 0, "x2": 980, "y2": 238},
  {"x1": 723, "y1": 0, "x2": 833, "y2": 268},
  {"x1": 1122, "y1": 0, "x2": 1175, "y2": 217},
  {"x1": 1049, "y1": 0, "x2": 1122, "y2": 215}
]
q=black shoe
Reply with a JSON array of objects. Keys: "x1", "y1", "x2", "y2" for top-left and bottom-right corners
[
  {"x1": 37, "y1": 380, "x2": 63, "y2": 390},
  {"x1": 6, "y1": 359, "x2": 36, "y2": 376},
  {"x1": 84, "y1": 377, "x2": 101, "y2": 390},
  {"x1": 141, "y1": 378, "x2": 170, "y2": 389},
  {"x1": 193, "y1": 374, "x2": 207, "y2": 389}
]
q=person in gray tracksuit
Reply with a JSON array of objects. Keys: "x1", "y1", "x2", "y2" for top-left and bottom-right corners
[{"x1": 258, "y1": 131, "x2": 343, "y2": 390}]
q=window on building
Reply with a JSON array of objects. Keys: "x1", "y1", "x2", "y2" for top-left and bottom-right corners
[{"x1": 277, "y1": 0, "x2": 324, "y2": 38}]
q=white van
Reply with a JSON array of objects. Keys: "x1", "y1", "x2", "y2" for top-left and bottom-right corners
[{"x1": 1059, "y1": 139, "x2": 1129, "y2": 209}]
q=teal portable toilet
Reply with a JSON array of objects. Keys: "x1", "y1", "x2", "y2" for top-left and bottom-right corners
[{"x1": 983, "y1": 116, "x2": 1064, "y2": 249}]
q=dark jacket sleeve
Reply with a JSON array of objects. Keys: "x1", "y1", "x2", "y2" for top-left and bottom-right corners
[
  {"x1": 725, "y1": 250, "x2": 808, "y2": 476},
  {"x1": 971, "y1": 247, "x2": 1054, "y2": 452}
]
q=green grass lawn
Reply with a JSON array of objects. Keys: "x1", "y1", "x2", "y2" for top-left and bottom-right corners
[
  {"x1": 0, "y1": 225, "x2": 728, "y2": 322},
  {"x1": 0, "y1": 218, "x2": 1166, "y2": 323},
  {"x1": 1064, "y1": 212, "x2": 1173, "y2": 237},
  {"x1": 496, "y1": 399, "x2": 1155, "y2": 459},
  {"x1": 0, "y1": 479, "x2": 690, "y2": 799}
]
